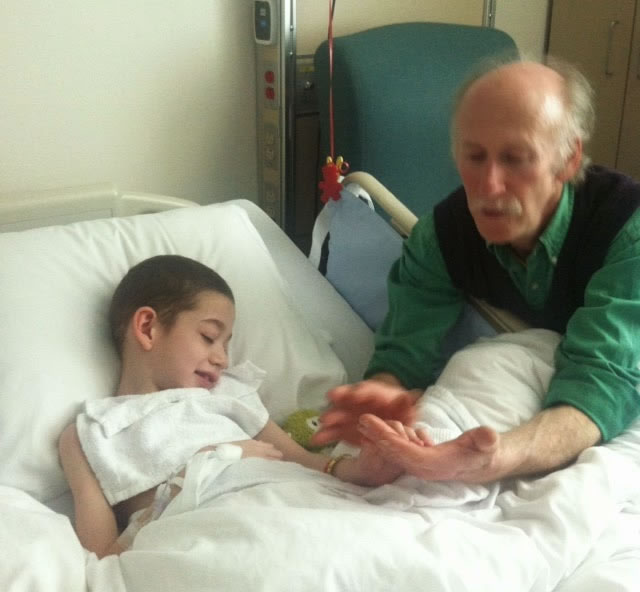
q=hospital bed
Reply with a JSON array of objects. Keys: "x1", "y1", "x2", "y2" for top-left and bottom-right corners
[{"x1": 0, "y1": 183, "x2": 639, "y2": 592}]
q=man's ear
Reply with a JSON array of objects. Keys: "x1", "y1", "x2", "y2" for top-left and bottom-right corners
[
  {"x1": 558, "y1": 138, "x2": 583, "y2": 183},
  {"x1": 131, "y1": 306, "x2": 159, "y2": 351}
]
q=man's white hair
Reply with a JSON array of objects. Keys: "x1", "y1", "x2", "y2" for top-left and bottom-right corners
[
  {"x1": 450, "y1": 54, "x2": 596, "y2": 184},
  {"x1": 546, "y1": 55, "x2": 595, "y2": 183}
]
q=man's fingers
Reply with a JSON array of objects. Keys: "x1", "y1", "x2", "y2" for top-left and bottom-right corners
[
  {"x1": 327, "y1": 383, "x2": 377, "y2": 404},
  {"x1": 313, "y1": 408, "x2": 362, "y2": 445},
  {"x1": 316, "y1": 381, "x2": 420, "y2": 447},
  {"x1": 383, "y1": 420, "x2": 425, "y2": 445},
  {"x1": 416, "y1": 427, "x2": 436, "y2": 446},
  {"x1": 318, "y1": 408, "x2": 357, "y2": 427},
  {"x1": 310, "y1": 424, "x2": 360, "y2": 446},
  {"x1": 327, "y1": 382, "x2": 416, "y2": 416},
  {"x1": 357, "y1": 413, "x2": 396, "y2": 435},
  {"x1": 327, "y1": 387, "x2": 390, "y2": 412}
]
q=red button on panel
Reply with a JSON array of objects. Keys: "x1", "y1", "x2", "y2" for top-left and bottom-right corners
[
  {"x1": 265, "y1": 87, "x2": 275, "y2": 100},
  {"x1": 264, "y1": 70, "x2": 275, "y2": 84}
]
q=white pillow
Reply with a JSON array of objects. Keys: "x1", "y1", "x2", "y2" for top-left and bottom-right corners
[{"x1": 0, "y1": 203, "x2": 347, "y2": 502}]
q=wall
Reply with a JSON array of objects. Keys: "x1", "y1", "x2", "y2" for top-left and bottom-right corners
[
  {"x1": 297, "y1": 1, "x2": 551, "y2": 58},
  {"x1": 494, "y1": 0, "x2": 550, "y2": 59},
  {"x1": 296, "y1": 0, "x2": 484, "y2": 55},
  {"x1": 0, "y1": 0, "x2": 257, "y2": 204},
  {"x1": 0, "y1": 1, "x2": 550, "y2": 208}
]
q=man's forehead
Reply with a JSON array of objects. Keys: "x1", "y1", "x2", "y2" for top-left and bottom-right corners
[
  {"x1": 462, "y1": 63, "x2": 563, "y2": 112},
  {"x1": 460, "y1": 139, "x2": 534, "y2": 151},
  {"x1": 456, "y1": 85, "x2": 559, "y2": 139}
]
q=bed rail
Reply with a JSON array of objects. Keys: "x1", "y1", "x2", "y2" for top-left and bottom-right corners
[
  {"x1": 0, "y1": 182, "x2": 198, "y2": 232},
  {"x1": 343, "y1": 171, "x2": 417, "y2": 237}
]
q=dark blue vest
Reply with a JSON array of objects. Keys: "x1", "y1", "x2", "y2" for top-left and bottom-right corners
[{"x1": 433, "y1": 166, "x2": 640, "y2": 332}]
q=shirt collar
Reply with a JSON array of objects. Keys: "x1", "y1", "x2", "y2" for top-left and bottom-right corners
[{"x1": 538, "y1": 183, "x2": 573, "y2": 264}]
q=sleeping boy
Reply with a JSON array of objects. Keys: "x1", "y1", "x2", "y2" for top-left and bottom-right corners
[{"x1": 58, "y1": 255, "x2": 414, "y2": 558}]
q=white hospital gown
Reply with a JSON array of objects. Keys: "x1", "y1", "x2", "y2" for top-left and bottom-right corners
[{"x1": 76, "y1": 361, "x2": 269, "y2": 505}]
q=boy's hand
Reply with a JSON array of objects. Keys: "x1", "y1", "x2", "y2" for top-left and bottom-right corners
[{"x1": 345, "y1": 420, "x2": 429, "y2": 486}]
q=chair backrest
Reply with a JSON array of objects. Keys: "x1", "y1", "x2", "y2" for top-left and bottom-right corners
[{"x1": 315, "y1": 22, "x2": 518, "y2": 217}]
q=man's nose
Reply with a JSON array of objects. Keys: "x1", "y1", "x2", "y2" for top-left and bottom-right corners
[{"x1": 480, "y1": 161, "x2": 506, "y2": 196}]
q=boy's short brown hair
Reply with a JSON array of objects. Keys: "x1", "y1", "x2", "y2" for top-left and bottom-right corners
[{"x1": 109, "y1": 255, "x2": 234, "y2": 354}]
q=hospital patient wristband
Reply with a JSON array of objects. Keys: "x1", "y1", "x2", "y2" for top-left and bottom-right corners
[{"x1": 324, "y1": 453, "x2": 352, "y2": 476}]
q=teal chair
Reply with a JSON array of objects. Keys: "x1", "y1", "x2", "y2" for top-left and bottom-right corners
[{"x1": 314, "y1": 22, "x2": 518, "y2": 217}]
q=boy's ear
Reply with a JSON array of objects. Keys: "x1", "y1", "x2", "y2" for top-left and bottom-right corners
[{"x1": 131, "y1": 306, "x2": 159, "y2": 351}]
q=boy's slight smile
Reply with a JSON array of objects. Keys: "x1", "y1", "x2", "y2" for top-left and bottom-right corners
[{"x1": 150, "y1": 291, "x2": 235, "y2": 392}]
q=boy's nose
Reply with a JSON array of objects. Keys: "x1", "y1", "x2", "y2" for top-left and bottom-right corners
[{"x1": 210, "y1": 346, "x2": 229, "y2": 369}]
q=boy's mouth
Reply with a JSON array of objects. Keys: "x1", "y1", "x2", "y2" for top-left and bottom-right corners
[{"x1": 195, "y1": 370, "x2": 218, "y2": 389}]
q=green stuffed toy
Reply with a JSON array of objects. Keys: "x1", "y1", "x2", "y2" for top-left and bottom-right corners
[{"x1": 282, "y1": 409, "x2": 331, "y2": 452}]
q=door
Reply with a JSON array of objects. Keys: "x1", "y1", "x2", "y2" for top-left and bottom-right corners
[
  {"x1": 548, "y1": 0, "x2": 636, "y2": 167},
  {"x1": 616, "y1": 2, "x2": 640, "y2": 179}
]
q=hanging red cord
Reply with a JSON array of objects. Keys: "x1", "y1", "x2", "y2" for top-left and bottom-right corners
[
  {"x1": 328, "y1": 0, "x2": 336, "y2": 161},
  {"x1": 319, "y1": 0, "x2": 349, "y2": 204}
]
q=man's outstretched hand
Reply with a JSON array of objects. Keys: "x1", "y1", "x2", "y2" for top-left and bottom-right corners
[
  {"x1": 311, "y1": 380, "x2": 418, "y2": 447},
  {"x1": 357, "y1": 413, "x2": 501, "y2": 484}
]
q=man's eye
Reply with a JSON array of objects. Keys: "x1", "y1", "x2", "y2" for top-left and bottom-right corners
[
  {"x1": 502, "y1": 154, "x2": 524, "y2": 166},
  {"x1": 466, "y1": 153, "x2": 484, "y2": 162},
  {"x1": 201, "y1": 334, "x2": 214, "y2": 344}
]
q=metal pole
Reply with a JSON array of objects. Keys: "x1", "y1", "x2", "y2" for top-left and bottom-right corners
[
  {"x1": 483, "y1": 0, "x2": 496, "y2": 27},
  {"x1": 282, "y1": 0, "x2": 297, "y2": 235}
]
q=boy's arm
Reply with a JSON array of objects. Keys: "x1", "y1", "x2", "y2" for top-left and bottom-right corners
[
  {"x1": 256, "y1": 419, "x2": 404, "y2": 486},
  {"x1": 257, "y1": 420, "x2": 328, "y2": 471},
  {"x1": 58, "y1": 423, "x2": 124, "y2": 558}
]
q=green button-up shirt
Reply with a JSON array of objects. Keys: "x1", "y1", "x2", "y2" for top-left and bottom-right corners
[{"x1": 366, "y1": 184, "x2": 640, "y2": 441}]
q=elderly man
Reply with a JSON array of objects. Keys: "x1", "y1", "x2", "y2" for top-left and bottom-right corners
[{"x1": 312, "y1": 59, "x2": 640, "y2": 483}]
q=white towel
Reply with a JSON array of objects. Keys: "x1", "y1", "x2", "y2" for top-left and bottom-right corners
[{"x1": 77, "y1": 361, "x2": 270, "y2": 505}]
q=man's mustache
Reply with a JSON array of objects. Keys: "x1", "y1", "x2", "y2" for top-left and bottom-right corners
[{"x1": 469, "y1": 197, "x2": 523, "y2": 217}]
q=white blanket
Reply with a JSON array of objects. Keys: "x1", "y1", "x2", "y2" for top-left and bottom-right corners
[
  {"x1": 76, "y1": 361, "x2": 269, "y2": 504},
  {"x1": 80, "y1": 330, "x2": 640, "y2": 592},
  {"x1": 4, "y1": 330, "x2": 640, "y2": 592},
  {"x1": 78, "y1": 431, "x2": 640, "y2": 592}
]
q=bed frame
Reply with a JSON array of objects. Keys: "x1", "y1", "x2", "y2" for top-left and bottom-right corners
[{"x1": 0, "y1": 182, "x2": 197, "y2": 232}]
